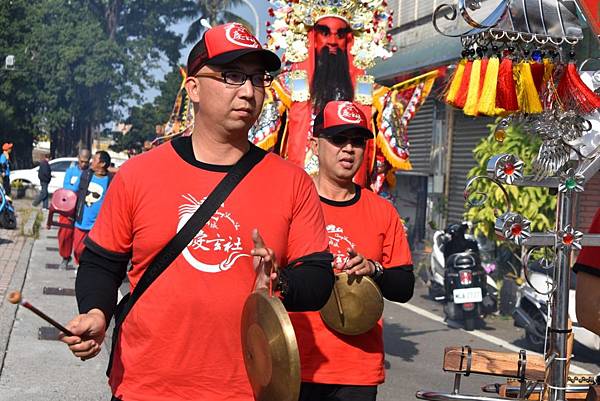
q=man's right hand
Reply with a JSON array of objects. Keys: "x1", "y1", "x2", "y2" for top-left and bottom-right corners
[{"x1": 60, "y1": 308, "x2": 106, "y2": 361}]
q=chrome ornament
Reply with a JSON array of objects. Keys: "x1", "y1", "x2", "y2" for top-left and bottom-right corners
[
  {"x1": 495, "y1": 212, "x2": 531, "y2": 245},
  {"x1": 558, "y1": 169, "x2": 584, "y2": 194},
  {"x1": 556, "y1": 225, "x2": 583, "y2": 250},
  {"x1": 487, "y1": 154, "x2": 524, "y2": 185}
]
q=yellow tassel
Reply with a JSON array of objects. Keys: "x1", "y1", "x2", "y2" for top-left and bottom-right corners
[
  {"x1": 376, "y1": 134, "x2": 412, "y2": 171},
  {"x1": 477, "y1": 57, "x2": 502, "y2": 116},
  {"x1": 463, "y1": 59, "x2": 482, "y2": 116},
  {"x1": 446, "y1": 59, "x2": 466, "y2": 105},
  {"x1": 543, "y1": 58, "x2": 555, "y2": 86},
  {"x1": 515, "y1": 61, "x2": 543, "y2": 114}
]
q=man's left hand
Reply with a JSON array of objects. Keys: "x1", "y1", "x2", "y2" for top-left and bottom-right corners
[
  {"x1": 251, "y1": 229, "x2": 279, "y2": 291},
  {"x1": 344, "y1": 248, "x2": 375, "y2": 276}
]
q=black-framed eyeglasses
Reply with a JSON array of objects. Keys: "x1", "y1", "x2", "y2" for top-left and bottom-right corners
[
  {"x1": 326, "y1": 135, "x2": 367, "y2": 147},
  {"x1": 195, "y1": 71, "x2": 274, "y2": 87}
]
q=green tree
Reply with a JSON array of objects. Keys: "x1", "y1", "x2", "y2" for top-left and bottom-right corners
[
  {"x1": 112, "y1": 66, "x2": 185, "y2": 154},
  {"x1": 0, "y1": 0, "x2": 196, "y2": 164},
  {"x1": 465, "y1": 122, "x2": 557, "y2": 240},
  {"x1": 0, "y1": 0, "x2": 44, "y2": 168},
  {"x1": 184, "y1": 0, "x2": 252, "y2": 44}
]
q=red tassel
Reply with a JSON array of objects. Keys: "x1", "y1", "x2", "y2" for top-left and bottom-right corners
[
  {"x1": 478, "y1": 57, "x2": 490, "y2": 97},
  {"x1": 557, "y1": 63, "x2": 600, "y2": 114},
  {"x1": 496, "y1": 58, "x2": 518, "y2": 112},
  {"x1": 454, "y1": 60, "x2": 473, "y2": 109},
  {"x1": 530, "y1": 62, "x2": 545, "y2": 92}
]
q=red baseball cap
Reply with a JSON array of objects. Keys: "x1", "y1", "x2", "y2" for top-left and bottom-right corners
[
  {"x1": 187, "y1": 23, "x2": 281, "y2": 76},
  {"x1": 2, "y1": 143, "x2": 13, "y2": 151},
  {"x1": 313, "y1": 101, "x2": 373, "y2": 139}
]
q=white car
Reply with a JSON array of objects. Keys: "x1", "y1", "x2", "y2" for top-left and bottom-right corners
[
  {"x1": 10, "y1": 157, "x2": 78, "y2": 194},
  {"x1": 10, "y1": 156, "x2": 126, "y2": 194}
]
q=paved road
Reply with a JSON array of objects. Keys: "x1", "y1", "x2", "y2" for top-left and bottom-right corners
[
  {"x1": 0, "y1": 221, "x2": 598, "y2": 400},
  {"x1": 378, "y1": 280, "x2": 600, "y2": 401}
]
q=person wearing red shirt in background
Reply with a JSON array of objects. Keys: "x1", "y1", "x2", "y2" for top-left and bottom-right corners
[
  {"x1": 58, "y1": 149, "x2": 91, "y2": 269},
  {"x1": 60, "y1": 23, "x2": 334, "y2": 401},
  {"x1": 291, "y1": 100, "x2": 415, "y2": 401}
]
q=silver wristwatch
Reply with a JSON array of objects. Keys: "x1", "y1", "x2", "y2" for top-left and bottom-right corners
[{"x1": 369, "y1": 260, "x2": 384, "y2": 280}]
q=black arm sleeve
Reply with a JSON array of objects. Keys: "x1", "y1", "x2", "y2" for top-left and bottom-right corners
[
  {"x1": 279, "y1": 251, "x2": 334, "y2": 312},
  {"x1": 373, "y1": 265, "x2": 415, "y2": 303},
  {"x1": 76, "y1": 247, "x2": 128, "y2": 323}
]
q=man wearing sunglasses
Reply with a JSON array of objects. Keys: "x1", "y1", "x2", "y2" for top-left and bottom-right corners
[
  {"x1": 61, "y1": 23, "x2": 334, "y2": 401},
  {"x1": 291, "y1": 101, "x2": 415, "y2": 401}
]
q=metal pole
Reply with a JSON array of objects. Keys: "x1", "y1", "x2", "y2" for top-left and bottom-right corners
[
  {"x1": 547, "y1": 190, "x2": 575, "y2": 401},
  {"x1": 240, "y1": 0, "x2": 260, "y2": 37}
]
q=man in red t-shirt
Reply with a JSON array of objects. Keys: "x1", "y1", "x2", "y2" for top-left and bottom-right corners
[
  {"x1": 291, "y1": 101, "x2": 415, "y2": 401},
  {"x1": 60, "y1": 23, "x2": 334, "y2": 401}
]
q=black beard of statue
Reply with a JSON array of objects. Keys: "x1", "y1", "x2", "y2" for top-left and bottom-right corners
[{"x1": 311, "y1": 47, "x2": 354, "y2": 114}]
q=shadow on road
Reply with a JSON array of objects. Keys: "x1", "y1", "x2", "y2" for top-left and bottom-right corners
[
  {"x1": 0, "y1": 237, "x2": 14, "y2": 245},
  {"x1": 384, "y1": 321, "x2": 449, "y2": 362}
]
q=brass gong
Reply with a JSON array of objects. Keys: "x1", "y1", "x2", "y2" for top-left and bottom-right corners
[
  {"x1": 320, "y1": 272, "x2": 384, "y2": 335},
  {"x1": 241, "y1": 289, "x2": 300, "y2": 401}
]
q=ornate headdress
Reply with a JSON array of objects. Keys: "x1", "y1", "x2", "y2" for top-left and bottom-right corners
[{"x1": 267, "y1": 0, "x2": 395, "y2": 69}]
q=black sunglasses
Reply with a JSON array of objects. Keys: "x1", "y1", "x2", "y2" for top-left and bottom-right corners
[{"x1": 326, "y1": 135, "x2": 367, "y2": 147}]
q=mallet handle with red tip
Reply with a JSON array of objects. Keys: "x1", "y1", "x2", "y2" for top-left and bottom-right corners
[{"x1": 8, "y1": 291, "x2": 75, "y2": 337}]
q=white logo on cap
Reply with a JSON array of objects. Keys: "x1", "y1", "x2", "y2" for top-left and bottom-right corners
[
  {"x1": 225, "y1": 23, "x2": 260, "y2": 48},
  {"x1": 337, "y1": 102, "x2": 363, "y2": 124}
]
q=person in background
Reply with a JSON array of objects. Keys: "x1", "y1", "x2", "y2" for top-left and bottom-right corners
[
  {"x1": 72, "y1": 150, "x2": 112, "y2": 265},
  {"x1": 292, "y1": 101, "x2": 415, "y2": 401},
  {"x1": 0, "y1": 143, "x2": 13, "y2": 195},
  {"x1": 142, "y1": 137, "x2": 155, "y2": 152},
  {"x1": 32, "y1": 152, "x2": 52, "y2": 209},
  {"x1": 57, "y1": 149, "x2": 91, "y2": 269}
]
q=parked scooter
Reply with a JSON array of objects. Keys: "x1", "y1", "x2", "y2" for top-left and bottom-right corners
[
  {"x1": 513, "y1": 265, "x2": 600, "y2": 352},
  {"x1": 428, "y1": 223, "x2": 498, "y2": 330},
  {"x1": 0, "y1": 185, "x2": 16, "y2": 229}
]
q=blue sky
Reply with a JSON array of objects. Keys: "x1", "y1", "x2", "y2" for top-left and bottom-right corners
[{"x1": 142, "y1": 0, "x2": 271, "y2": 102}]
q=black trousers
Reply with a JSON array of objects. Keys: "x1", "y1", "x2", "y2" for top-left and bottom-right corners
[
  {"x1": 2, "y1": 176, "x2": 10, "y2": 196},
  {"x1": 299, "y1": 382, "x2": 378, "y2": 401}
]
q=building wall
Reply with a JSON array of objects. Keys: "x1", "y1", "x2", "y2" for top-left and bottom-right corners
[{"x1": 578, "y1": 173, "x2": 600, "y2": 233}]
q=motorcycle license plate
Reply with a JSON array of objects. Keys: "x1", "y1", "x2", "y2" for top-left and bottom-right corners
[{"x1": 453, "y1": 287, "x2": 482, "y2": 304}]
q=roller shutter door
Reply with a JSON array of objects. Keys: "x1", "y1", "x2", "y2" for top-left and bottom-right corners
[
  {"x1": 446, "y1": 112, "x2": 493, "y2": 224},
  {"x1": 405, "y1": 98, "x2": 436, "y2": 175}
]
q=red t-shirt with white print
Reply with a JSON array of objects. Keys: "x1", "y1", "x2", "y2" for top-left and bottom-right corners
[
  {"x1": 86, "y1": 136, "x2": 329, "y2": 401},
  {"x1": 290, "y1": 186, "x2": 412, "y2": 385}
]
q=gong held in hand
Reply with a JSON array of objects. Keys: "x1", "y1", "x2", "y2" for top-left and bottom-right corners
[
  {"x1": 320, "y1": 272, "x2": 384, "y2": 336},
  {"x1": 241, "y1": 289, "x2": 300, "y2": 401}
]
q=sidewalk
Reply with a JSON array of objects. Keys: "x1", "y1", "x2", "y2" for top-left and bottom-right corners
[{"x1": 0, "y1": 211, "x2": 112, "y2": 400}]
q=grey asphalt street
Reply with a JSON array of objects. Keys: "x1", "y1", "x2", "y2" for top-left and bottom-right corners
[{"x1": 378, "y1": 280, "x2": 600, "y2": 401}]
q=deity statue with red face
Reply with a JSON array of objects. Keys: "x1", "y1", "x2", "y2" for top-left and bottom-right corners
[{"x1": 249, "y1": 1, "x2": 437, "y2": 190}]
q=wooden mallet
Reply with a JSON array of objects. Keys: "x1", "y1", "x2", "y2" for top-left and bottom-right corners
[{"x1": 8, "y1": 291, "x2": 75, "y2": 337}]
